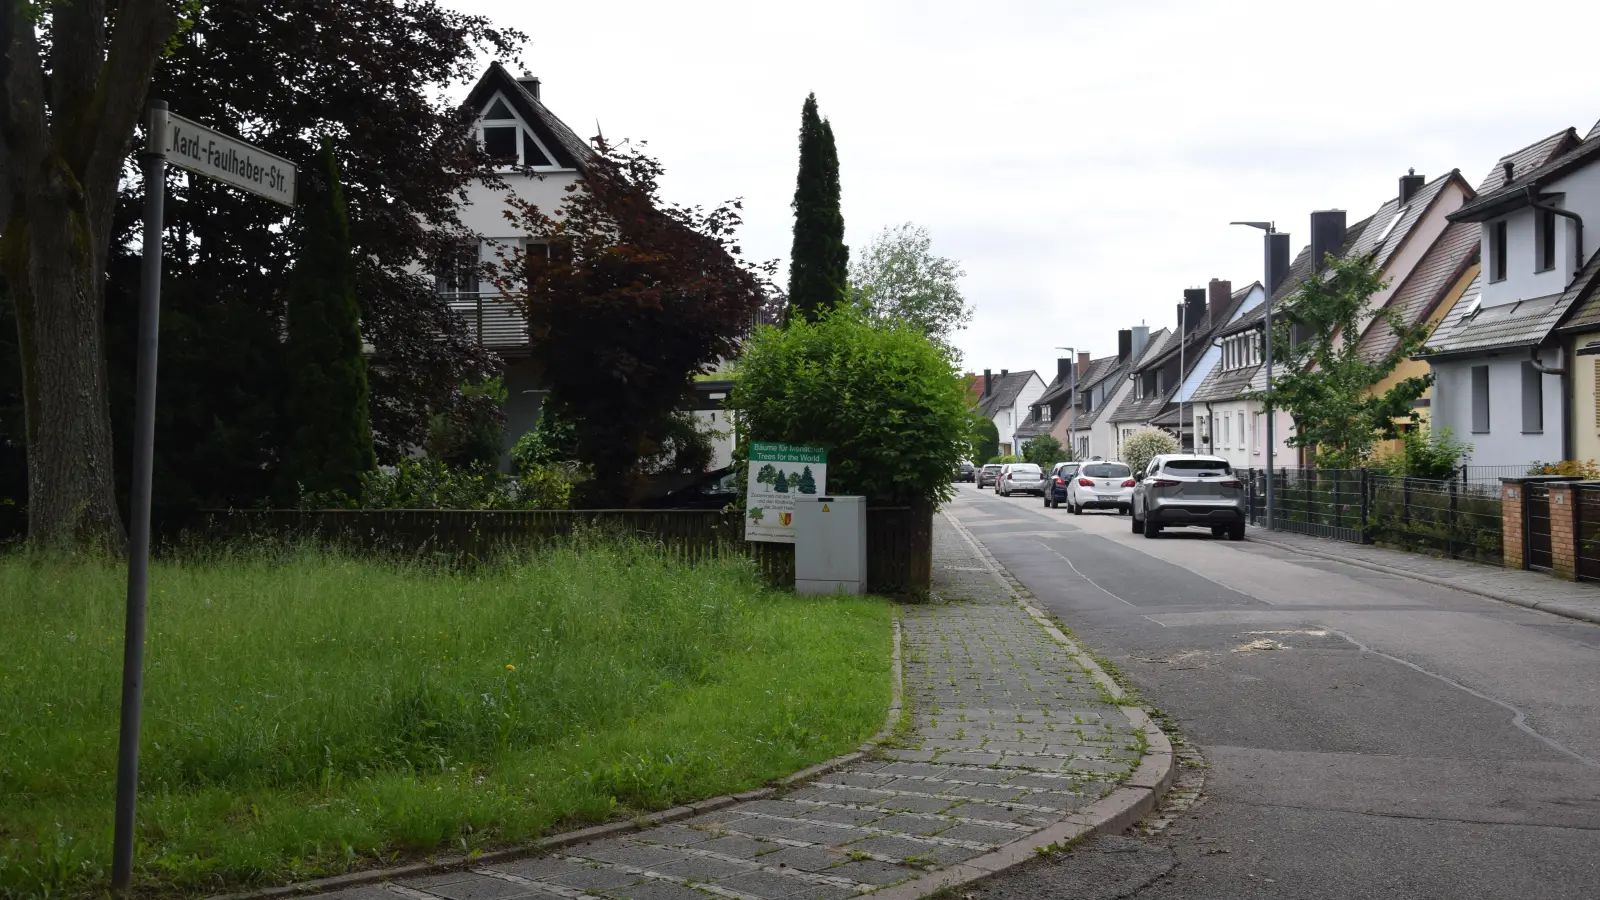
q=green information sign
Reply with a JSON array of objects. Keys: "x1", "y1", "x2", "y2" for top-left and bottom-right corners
[{"x1": 745, "y1": 442, "x2": 827, "y2": 543}]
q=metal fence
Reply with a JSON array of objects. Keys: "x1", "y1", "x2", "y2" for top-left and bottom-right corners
[
  {"x1": 1574, "y1": 485, "x2": 1600, "y2": 583},
  {"x1": 1246, "y1": 468, "x2": 1503, "y2": 564},
  {"x1": 193, "y1": 505, "x2": 933, "y2": 597}
]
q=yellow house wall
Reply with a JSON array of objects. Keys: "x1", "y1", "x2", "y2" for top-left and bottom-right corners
[
  {"x1": 1572, "y1": 332, "x2": 1600, "y2": 465},
  {"x1": 1368, "y1": 262, "x2": 1480, "y2": 456}
]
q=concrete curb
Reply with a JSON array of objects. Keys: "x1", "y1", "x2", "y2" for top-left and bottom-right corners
[
  {"x1": 208, "y1": 619, "x2": 906, "y2": 900},
  {"x1": 879, "y1": 511, "x2": 1178, "y2": 900},
  {"x1": 1246, "y1": 532, "x2": 1600, "y2": 627}
]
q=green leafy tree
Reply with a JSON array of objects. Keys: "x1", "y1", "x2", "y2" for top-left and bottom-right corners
[
  {"x1": 850, "y1": 223, "x2": 970, "y2": 357},
  {"x1": 729, "y1": 305, "x2": 970, "y2": 506},
  {"x1": 1122, "y1": 428, "x2": 1178, "y2": 477},
  {"x1": 788, "y1": 93, "x2": 848, "y2": 323},
  {"x1": 427, "y1": 377, "x2": 506, "y2": 470},
  {"x1": 774, "y1": 469, "x2": 790, "y2": 493},
  {"x1": 278, "y1": 143, "x2": 376, "y2": 500},
  {"x1": 796, "y1": 466, "x2": 817, "y2": 494},
  {"x1": 511, "y1": 403, "x2": 581, "y2": 469},
  {"x1": 1022, "y1": 435, "x2": 1064, "y2": 467},
  {"x1": 1244, "y1": 254, "x2": 1432, "y2": 468},
  {"x1": 972, "y1": 416, "x2": 1000, "y2": 465}
]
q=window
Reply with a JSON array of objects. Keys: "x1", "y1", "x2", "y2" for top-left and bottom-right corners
[
  {"x1": 1536, "y1": 208, "x2": 1557, "y2": 273},
  {"x1": 1222, "y1": 414, "x2": 1230, "y2": 449},
  {"x1": 480, "y1": 93, "x2": 558, "y2": 168},
  {"x1": 483, "y1": 125, "x2": 518, "y2": 162},
  {"x1": 1471, "y1": 365, "x2": 1490, "y2": 432},
  {"x1": 1522, "y1": 362, "x2": 1544, "y2": 433},
  {"x1": 1082, "y1": 463, "x2": 1131, "y2": 478},
  {"x1": 1251, "y1": 413, "x2": 1260, "y2": 453},
  {"x1": 1238, "y1": 413, "x2": 1246, "y2": 451},
  {"x1": 1079, "y1": 436, "x2": 1089, "y2": 459},
  {"x1": 434, "y1": 241, "x2": 480, "y2": 296},
  {"x1": 1163, "y1": 459, "x2": 1232, "y2": 474},
  {"x1": 1196, "y1": 415, "x2": 1207, "y2": 447},
  {"x1": 1489, "y1": 220, "x2": 1508, "y2": 282}
]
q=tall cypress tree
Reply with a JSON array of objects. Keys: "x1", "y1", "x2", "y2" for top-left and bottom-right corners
[
  {"x1": 789, "y1": 93, "x2": 848, "y2": 322},
  {"x1": 278, "y1": 142, "x2": 376, "y2": 500}
]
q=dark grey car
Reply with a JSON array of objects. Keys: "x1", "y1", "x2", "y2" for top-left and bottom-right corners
[{"x1": 1131, "y1": 454, "x2": 1246, "y2": 540}]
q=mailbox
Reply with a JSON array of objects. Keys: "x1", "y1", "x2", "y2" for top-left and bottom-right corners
[{"x1": 793, "y1": 495, "x2": 867, "y2": 595}]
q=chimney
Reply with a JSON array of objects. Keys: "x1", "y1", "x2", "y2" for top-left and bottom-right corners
[
  {"x1": 1208, "y1": 278, "x2": 1232, "y2": 312},
  {"x1": 1131, "y1": 325, "x2": 1150, "y2": 360},
  {"x1": 1118, "y1": 329, "x2": 1133, "y2": 362},
  {"x1": 1502, "y1": 160, "x2": 1515, "y2": 185},
  {"x1": 1309, "y1": 209, "x2": 1347, "y2": 272},
  {"x1": 1398, "y1": 168, "x2": 1425, "y2": 205},
  {"x1": 1000, "y1": 368, "x2": 1009, "y2": 380},
  {"x1": 1057, "y1": 357, "x2": 1072, "y2": 385},
  {"x1": 983, "y1": 368, "x2": 992, "y2": 396},
  {"x1": 1183, "y1": 288, "x2": 1207, "y2": 334},
  {"x1": 1266, "y1": 231, "x2": 1292, "y2": 295},
  {"x1": 1077, "y1": 351, "x2": 1091, "y2": 376},
  {"x1": 518, "y1": 74, "x2": 542, "y2": 100}
]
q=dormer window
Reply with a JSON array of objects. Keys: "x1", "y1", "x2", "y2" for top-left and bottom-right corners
[
  {"x1": 1536, "y1": 208, "x2": 1557, "y2": 273},
  {"x1": 479, "y1": 93, "x2": 559, "y2": 169},
  {"x1": 1489, "y1": 219, "x2": 1508, "y2": 282}
]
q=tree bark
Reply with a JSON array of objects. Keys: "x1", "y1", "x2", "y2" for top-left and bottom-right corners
[{"x1": 0, "y1": 0, "x2": 178, "y2": 549}]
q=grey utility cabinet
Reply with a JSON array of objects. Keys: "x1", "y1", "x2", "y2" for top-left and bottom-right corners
[{"x1": 793, "y1": 495, "x2": 867, "y2": 595}]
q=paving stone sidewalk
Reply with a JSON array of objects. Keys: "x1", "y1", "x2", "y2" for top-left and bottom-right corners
[
  {"x1": 1247, "y1": 526, "x2": 1600, "y2": 625},
  {"x1": 318, "y1": 516, "x2": 1141, "y2": 900}
]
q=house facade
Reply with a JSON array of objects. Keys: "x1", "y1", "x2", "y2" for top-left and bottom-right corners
[
  {"x1": 974, "y1": 369, "x2": 1046, "y2": 456},
  {"x1": 1424, "y1": 127, "x2": 1600, "y2": 467}
]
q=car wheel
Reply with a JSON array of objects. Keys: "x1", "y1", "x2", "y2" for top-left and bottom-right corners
[
  {"x1": 1131, "y1": 508, "x2": 1144, "y2": 533},
  {"x1": 1143, "y1": 522, "x2": 1161, "y2": 539},
  {"x1": 1120, "y1": 506, "x2": 1131, "y2": 516},
  {"x1": 1211, "y1": 526, "x2": 1227, "y2": 538},
  {"x1": 1228, "y1": 524, "x2": 1246, "y2": 541},
  {"x1": 1043, "y1": 493, "x2": 1050, "y2": 507}
]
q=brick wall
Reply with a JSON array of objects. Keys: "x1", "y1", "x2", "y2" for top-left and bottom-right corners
[
  {"x1": 1549, "y1": 483, "x2": 1578, "y2": 580},
  {"x1": 1502, "y1": 481, "x2": 1525, "y2": 569}
]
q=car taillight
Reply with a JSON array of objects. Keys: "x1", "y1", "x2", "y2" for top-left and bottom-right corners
[
  {"x1": 1077, "y1": 478, "x2": 1094, "y2": 487},
  {"x1": 1054, "y1": 476, "x2": 1066, "y2": 485},
  {"x1": 1220, "y1": 480, "x2": 1242, "y2": 488},
  {"x1": 1121, "y1": 479, "x2": 1137, "y2": 488},
  {"x1": 1152, "y1": 478, "x2": 1180, "y2": 487}
]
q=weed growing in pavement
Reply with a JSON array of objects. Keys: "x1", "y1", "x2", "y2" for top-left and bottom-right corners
[{"x1": 0, "y1": 540, "x2": 892, "y2": 898}]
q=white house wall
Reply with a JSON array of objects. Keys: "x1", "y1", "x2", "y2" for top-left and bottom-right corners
[
  {"x1": 1430, "y1": 350, "x2": 1564, "y2": 467},
  {"x1": 1481, "y1": 164, "x2": 1600, "y2": 307}
]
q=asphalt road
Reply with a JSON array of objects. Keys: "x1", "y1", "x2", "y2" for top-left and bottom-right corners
[{"x1": 946, "y1": 483, "x2": 1600, "y2": 900}]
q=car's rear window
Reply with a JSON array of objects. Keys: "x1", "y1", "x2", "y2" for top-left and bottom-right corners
[
  {"x1": 983, "y1": 465, "x2": 1002, "y2": 471},
  {"x1": 1010, "y1": 465, "x2": 1041, "y2": 474},
  {"x1": 1082, "y1": 464, "x2": 1130, "y2": 478},
  {"x1": 1163, "y1": 459, "x2": 1232, "y2": 474}
]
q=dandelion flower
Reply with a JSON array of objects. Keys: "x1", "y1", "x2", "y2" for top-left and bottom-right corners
[{"x1": 505, "y1": 664, "x2": 516, "y2": 671}]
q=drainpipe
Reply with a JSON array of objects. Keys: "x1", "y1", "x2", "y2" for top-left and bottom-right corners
[
  {"x1": 1529, "y1": 345, "x2": 1573, "y2": 461},
  {"x1": 1204, "y1": 401, "x2": 1215, "y2": 455},
  {"x1": 1527, "y1": 187, "x2": 1584, "y2": 279}
]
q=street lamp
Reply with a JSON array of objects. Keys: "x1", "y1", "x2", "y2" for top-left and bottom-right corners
[
  {"x1": 1055, "y1": 346, "x2": 1078, "y2": 460},
  {"x1": 1230, "y1": 221, "x2": 1277, "y2": 530}
]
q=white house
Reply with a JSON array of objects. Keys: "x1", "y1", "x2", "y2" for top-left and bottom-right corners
[
  {"x1": 973, "y1": 369, "x2": 1046, "y2": 456},
  {"x1": 1424, "y1": 125, "x2": 1600, "y2": 467}
]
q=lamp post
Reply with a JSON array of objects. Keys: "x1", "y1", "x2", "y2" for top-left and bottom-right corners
[
  {"x1": 1055, "y1": 346, "x2": 1077, "y2": 459},
  {"x1": 1230, "y1": 220, "x2": 1276, "y2": 529}
]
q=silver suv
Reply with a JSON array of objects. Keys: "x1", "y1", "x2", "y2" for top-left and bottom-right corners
[{"x1": 1131, "y1": 454, "x2": 1246, "y2": 540}]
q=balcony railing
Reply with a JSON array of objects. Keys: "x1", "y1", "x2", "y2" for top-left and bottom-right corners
[{"x1": 443, "y1": 291, "x2": 530, "y2": 356}]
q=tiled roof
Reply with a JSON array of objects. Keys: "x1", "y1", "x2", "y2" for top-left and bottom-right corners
[
  {"x1": 467, "y1": 63, "x2": 595, "y2": 170},
  {"x1": 1455, "y1": 130, "x2": 1600, "y2": 224},
  {"x1": 1189, "y1": 359, "x2": 1261, "y2": 403},
  {"x1": 1358, "y1": 220, "x2": 1481, "y2": 361},
  {"x1": 1074, "y1": 361, "x2": 1132, "y2": 428},
  {"x1": 1473, "y1": 129, "x2": 1578, "y2": 195},
  {"x1": 978, "y1": 370, "x2": 1038, "y2": 418},
  {"x1": 1140, "y1": 285, "x2": 1253, "y2": 372},
  {"x1": 1036, "y1": 355, "x2": 1118, "y2": 407},
  {"x1": 1551, "y1": 248, "x2": 1600, "y2": 333},
  {"x1": 1107, "y1": 329, "x2": 1175, "y2": 426},
  {"x1": 1589, "y1": 118, "x2": 1600, "y2": 142},
  {"x1": 1417, "y1": 274, "x2": 1567, "y2": 357}
]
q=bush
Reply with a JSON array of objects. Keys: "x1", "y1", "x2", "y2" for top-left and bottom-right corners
[
  {"x1": 1371, "y1": 427, "x2": 1472, "y2": 480},
  {"x1": 304, "y1": 458, "x2": 570, "y2": 510},
  {"x1": 729, "y1": 306, "x2": 971, "y2": 505},
  {"x1": 1122, "y1": 428, "x2": 1178, "y2": 476},
  {"x1": 1527, "y1": 459, "x2": 1600, "y2": 479},
  {"x1": 1022, "y1": 435, "x2": 1064, "y2": 467},
  {"x1": 428, "y1": 377, "x2": 508, "y2": 469},
  {"x1": 987, "y1": 454, "x2": 1018, "y2": 464},
  {"x1": 971, "y1": 417, "x2": 999, "y2": 465}
]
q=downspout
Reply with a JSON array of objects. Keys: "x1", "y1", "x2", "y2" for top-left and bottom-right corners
[
  {"x1": 1527, "y1": 187, "x2": 1584, "y2": 279},
  {"x1": 1529, "y1": 345, "x2": 1573, "y2": 461},
  {"x1": 1204, "y1": 401, "x2": 1215, "y2": 454}
]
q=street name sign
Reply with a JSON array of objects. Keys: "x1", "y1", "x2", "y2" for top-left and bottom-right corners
[{"x1": 163, "y1": 112, "x2": 297, "y2": 206}]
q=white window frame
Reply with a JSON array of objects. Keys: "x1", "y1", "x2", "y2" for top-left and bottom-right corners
[{"x1": 478, "y1": 91, "x2": 566, "y2": 173}]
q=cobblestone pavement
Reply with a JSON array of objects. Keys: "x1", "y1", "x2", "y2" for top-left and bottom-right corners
[
  {"x1": 321, "y1": 516, "x2": 1140, "y2": 900},
  {"x1": 1246, "y1": 526, "x2": 1600, "y2": 625}
]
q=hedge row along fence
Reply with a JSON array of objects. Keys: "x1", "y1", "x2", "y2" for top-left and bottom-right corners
[{"x1": 191, "y1": 505, "x2": 934, "y2": 597}]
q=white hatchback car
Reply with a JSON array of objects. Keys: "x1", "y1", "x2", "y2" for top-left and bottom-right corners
[{"x1": 1065, "y1": 460, "x2": 1135, "y2": 514}]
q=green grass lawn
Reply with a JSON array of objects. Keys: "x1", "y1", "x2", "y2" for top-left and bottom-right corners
[{"x1": 0, "y1": 542, "x2": 893, "y2": 898}]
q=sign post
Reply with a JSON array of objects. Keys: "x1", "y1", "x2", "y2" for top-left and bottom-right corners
[
  {"x1": 744, "y1": 442, "x2": 827, "y2": 543},
  {"x1": 110, "y1": 102, "x2": 296, "y2": 894}
]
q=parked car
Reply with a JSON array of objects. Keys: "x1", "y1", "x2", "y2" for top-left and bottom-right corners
[
  {"x1": 997, "y1": 462, "x2": 1046, "y2": 497},
  {"x1": 640, "y1": 466, "x2": 737, "y2": 509},
  {"x1": 1045, "y1": 461, "x2": 1080, "y2": 508},
  {"x1": 978, "y1": 464, "x2": 1003, "y2": 488},
  {"x1": 1065, "y1": 461, "x2": 1135, "y2": 514},
  {"x1": 1131, "y1": 454, "x2": 1246, "y2": 540},
  {"x1": 956, "y1": 461, "x2": 976, "y2": 482}
]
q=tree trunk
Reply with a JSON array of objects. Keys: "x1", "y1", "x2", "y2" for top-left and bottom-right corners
[{"x1": 2, "y1": 172, "x2": 125, "y2": 549}]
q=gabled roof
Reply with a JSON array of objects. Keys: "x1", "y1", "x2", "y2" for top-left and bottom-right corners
[
  {"x1": 1037, "y1": 355, "x2": 1119, "y2": 408},
  {"x1": 464, "y1": 63, "x2": 594, "y2": 170},
  {"x1": 1108, "y1": 384, "x2": 1177, "y2": 427},
  {"x1": 1357, "y1": 220, "x2": 1480, "y2": 361},
  {"x1": 1072, "y1": 360, "x2": 1132, "y2": 429},
  {"x1": 978, "y1": 370, "x2": 1039, "y2": 418},
  {"x1": 1551, "y1": 247, "x2": 1600, "y2": 333},
  {"x1": 1138, "y1": 284, "x2": 1253, "y2": 373},
  {"x1": 1451, "y1": 128, "x2": 1590, "y2": 223}
]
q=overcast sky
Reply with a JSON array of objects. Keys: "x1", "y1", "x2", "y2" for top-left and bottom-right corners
[{"x1": 455, "y1": 0, "x2": 1600, "y2": 382}]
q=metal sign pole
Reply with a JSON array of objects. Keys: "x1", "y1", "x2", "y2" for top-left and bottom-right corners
[{"x1": 111, "y1": 99, "x2": 168, "y2": 895}]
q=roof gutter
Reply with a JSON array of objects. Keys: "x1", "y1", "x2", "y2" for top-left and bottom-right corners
[{"x1": 1527, "y1": 186, "x2": 1584, "y2": 279}]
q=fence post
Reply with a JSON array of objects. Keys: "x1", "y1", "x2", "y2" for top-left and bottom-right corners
[
  {"x1": 1402, "y1": 476, "x2": 1412, "y2": 528},
  {"x1": 1448, "y1": 478, "x2": 1460, "y2": 560},
  {"x1": 1360, "y1": 468, "x2": 1371, "y2": 543},
  {"x1": 1501, "y1": 480, "x2": 1525, "y2": 569}
]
